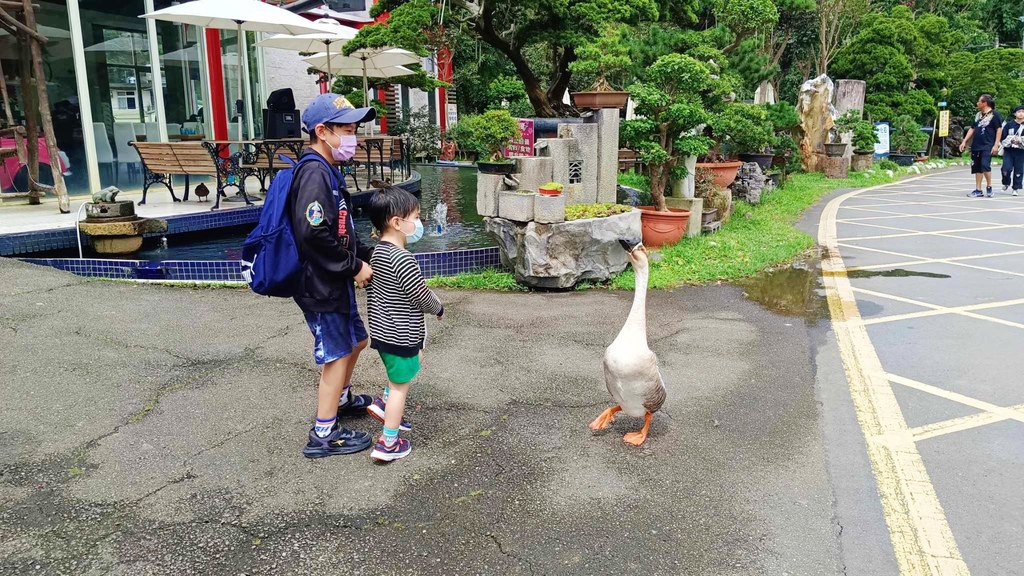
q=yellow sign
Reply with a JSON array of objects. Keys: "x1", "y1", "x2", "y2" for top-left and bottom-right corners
[{"x1": 938, "y1": 110, "x2": 950, "y2": 137}]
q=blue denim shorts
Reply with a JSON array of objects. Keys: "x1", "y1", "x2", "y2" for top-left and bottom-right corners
[{"x1": 303, "y1": 311, "x2": 368, "y2": 365}]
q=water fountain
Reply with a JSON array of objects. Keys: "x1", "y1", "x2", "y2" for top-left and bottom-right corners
[
  {"x1": 77, "y1": 187, "x2": 167, "y2": 255},
  {"x1": 432, "y1": 201, "x2": 448, "y2": 236}
]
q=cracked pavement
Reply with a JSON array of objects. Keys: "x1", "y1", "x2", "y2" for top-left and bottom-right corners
[{"x1": 0, "y1": 258, "x2": 842, "y2": 575}]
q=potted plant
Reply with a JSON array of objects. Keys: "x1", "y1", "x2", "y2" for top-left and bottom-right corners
[
  {"x1": 720, "y1": 104, "x2": 777, "y2": 172},
  {"x1": 498, "y1": 189, "x2": 537, "y2": 222},
  {"x1": 889, "y1": 115, "x2": 928, "y2": 166},
  {"x1": 569, "y1": 25, "x2": 632, "y2": 110},
  {"x1": 466, "y1": 109, "x2": 522, "y2": 175},
  {"x1": 538, "y1": 182, "x2": 563, "y2": 196},
  {"x1": 693, "y1": 167, "x2": 730, "y2": 226},
  {"x1": 622, "y1": 53, "x2": 727, "y2": 247},
  {"x1": 845, "y1": 111, "x2": 879, "y2": 171}
]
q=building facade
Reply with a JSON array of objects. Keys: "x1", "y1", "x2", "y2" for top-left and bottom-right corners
[{"x1": 1, "y1": 0, "x2": 448, "y2": 197}]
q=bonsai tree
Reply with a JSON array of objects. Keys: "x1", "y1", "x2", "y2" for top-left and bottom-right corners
[
  {"x1": 466, "y1": 109, "x2": 522, "y2": 163},
  {"x1": 569, "y1": 24, "x2": 631, "y2": 92},
  {"x1": 621, "y1": 53, "x2": 731, "y2": 211},
  {"x1": 890, "y1": 115, "x2": 928, "y2": 154},
  {"x1": 710, "y1": 103, "x2": 776, "y2": 155},
  {"x1": 842, "y1": 110, "x2": 881, "y2": 154},
  {"x1": 765, "y1": 102, "x2": 800, "y2": 137}
]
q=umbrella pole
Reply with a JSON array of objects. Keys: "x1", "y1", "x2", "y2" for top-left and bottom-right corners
[
  {"x1": 362, "y1": 56, "x2": 370, "y2": 135},
  {"x1": 325, "y1": 41, "x2": 332, "y2": 86},
  {"x1": 236, "y1": 21, "x2": 244, "y2": 142}
]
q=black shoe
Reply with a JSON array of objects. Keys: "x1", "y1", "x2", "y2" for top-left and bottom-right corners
[
  {"x1": 986, "y1": 186, "x2": 994, "y2": 197},
  {"x1": 302, "y1": 425, "x2": 372, "y2": 458},
  {"x1": 339, "y1": 392, "x2": 374, "y2": 415}
]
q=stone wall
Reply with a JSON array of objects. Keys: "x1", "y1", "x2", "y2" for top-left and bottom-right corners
[{"x1": 262, "y1": 47, "x2": 321, "y2": 113}]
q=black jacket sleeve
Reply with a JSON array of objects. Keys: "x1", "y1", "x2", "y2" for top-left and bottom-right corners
[{"x1": 290, "y1": 162, "x2": 364, "y2": 278}]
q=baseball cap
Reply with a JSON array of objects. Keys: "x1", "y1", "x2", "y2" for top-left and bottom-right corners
[
  {"x1": 1014, "y1": 105, "x2": 1024, "y2": 114},
  {"x1": 302, "y1": 94, "x2": 377, "y2": 133}
]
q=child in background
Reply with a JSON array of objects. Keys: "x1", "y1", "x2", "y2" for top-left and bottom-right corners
[
  {"x1": 365, "y1": 185, "x2": 444, "y2": 462},
  {"x1": 1000, "y1": 105, "x2": 1024, "y2": 196}
]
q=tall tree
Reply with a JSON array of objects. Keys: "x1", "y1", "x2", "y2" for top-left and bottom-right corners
[
  {"x1": 812, "y1": 0, "x2": 872, "y2": 76},
  {"x1": 350, "y1": 0, "x2": 659, "y2": 117}
]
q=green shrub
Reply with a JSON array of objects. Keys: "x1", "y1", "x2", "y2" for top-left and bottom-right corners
[{"x1": 565, "y1": 203, "x2": 633, "y2": 221}]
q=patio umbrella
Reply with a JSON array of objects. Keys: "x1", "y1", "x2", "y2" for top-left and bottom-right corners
[
  {"x1": 141, "y1": 0, "x2": 335, "y2": 141},
  {"x1": 304, "y1": 48, "x2": 419, "y2": 104},
  {"x1": 255, "y1": 18, "x2": 357, "y2": 78}
]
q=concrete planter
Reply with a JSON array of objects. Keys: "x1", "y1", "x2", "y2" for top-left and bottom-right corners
[
  {"x1": 851, "y1": 153, "x2": 874, "y2": 171},
  {"x1": 477, "y1": 173, "x2": 512, "y2": 218},
  {"x1": 534, "y1": 193, "x2": 566, "y2": 224},
  {"x1": 498, "y1": 191, "x2": 536, "y2": 222}
]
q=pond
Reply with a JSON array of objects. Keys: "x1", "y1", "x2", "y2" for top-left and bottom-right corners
[{"x1": 135, "y1": 166, "x2": 492, "y2": 261}]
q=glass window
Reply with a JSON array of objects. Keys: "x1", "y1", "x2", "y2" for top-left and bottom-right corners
[{"x1": 154, "y1": 0, "x2": 207, "y2": 135}]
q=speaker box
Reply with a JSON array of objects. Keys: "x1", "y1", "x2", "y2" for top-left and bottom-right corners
[
  {"x1": 267, "y1": 88, "x2": 296, "y2": 111},
  {"x1": 264, "y1": 109, "x2": 301, "y2": 139}
]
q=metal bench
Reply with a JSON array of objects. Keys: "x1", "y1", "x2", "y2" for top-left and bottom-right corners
[{"x1": 131, "y1": 141, "x2": 252, "y2": 210}]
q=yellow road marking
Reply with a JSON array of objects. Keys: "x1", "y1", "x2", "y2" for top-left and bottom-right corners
[
  {"x1": 820, "y1": 174, "x2": 971, "y2": 576},
  {"x1": 910, "y1": 404, "x2": 1024, "y2": 442}
]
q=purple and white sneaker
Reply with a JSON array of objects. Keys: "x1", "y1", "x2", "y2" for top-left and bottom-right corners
[
  {"x1": 366, "y1": 397, "x2": 411, "y2": 431},
  {"x1": 371, "y1": 437, "x2": 412, "y2": 462}
]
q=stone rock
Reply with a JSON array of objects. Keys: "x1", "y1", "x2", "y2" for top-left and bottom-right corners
[
  {"x1": 558, "y1": 123, "x2": 599, "y2": 203},
  {"x1": 797, "y1": 75, "x2": 836, "y2": 173},
  {"x1": 729, "y1": 162, "x2": 766, "y2": 204},
  {"x1": 834, "y1": 80, "x2": 866, "y2": 118},
  {"x1": 513, "y1": 157, "x2": 554, "y2": 195},
  {"x1": 669, "y1": 156, "x2": 698, "y2": 199},
  {"x1": 477, "y1": 173, "x2": 514, "y2": 217},
  {"x1": 851, "y1": 153, "x2": 873, "y2": 172},
  {"x1": 484, "y1": 210, "x2": 641, "y2": 289},
  {"x1": 823, "y1": 156, "x2": 850, "y2": 179},
  {"x1": 592, "y1": 109, "x2": 621, "y2": 203},
  {"x1": 498, "y1": 192, "x2": 535, "y2": 222},
  {"x1": 78, "y1": 218, "x2": 167, "y2": 237},
  {"x1": 534, "y1": 194, "x2": 566, "y2": 224},
  {"x1": 664, "y1": 197, "x2": 703, "y2": 238}
]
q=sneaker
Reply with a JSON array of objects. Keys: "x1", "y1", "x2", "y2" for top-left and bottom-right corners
[
  {"x1": 371, "y1": 436, "x2": 412, "y2": 462},
  {"x1": 986, "y1": 186, "x2": 994, "y2": 197},
  {"x1": 1014, "y1": 189, "x2": 1020, "y2": 196},
  {"x1": 367, "y1": 397, "x2": 411, "y2": 431},
  {"x1": 339, "y1": 391, "x2": 374, "y2": 415},
  {"x1": 302, "y1": 425, "x2": 372, "y2": 458},
  {"x1": 1004, "y1": 184, "x2": 1010, "y2": 192},
  {"x1": 968, "y1": 189, "x2": 984, "y2": 198}
]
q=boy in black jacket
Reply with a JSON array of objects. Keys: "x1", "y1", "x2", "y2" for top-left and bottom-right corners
[{"x1": 290, "y1": 94, "x2": 377, "y2": 458}]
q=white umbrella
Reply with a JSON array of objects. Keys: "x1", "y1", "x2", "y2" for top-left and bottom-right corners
[
  {"x1": 256, "y1": 18, "x2": 357, "y2": 78},
  {"x1": 304, "y1": 48, "x2": 419, "y2": 104},
  {"x1": 141, "y1": 0, "x2": 336, "y2": 141}
]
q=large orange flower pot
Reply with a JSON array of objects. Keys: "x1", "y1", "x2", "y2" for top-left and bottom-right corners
[
  {"x1": 638, "y1": 206, "x2": 691, "y2": 248},
  {"x1": 696, "y1": 160, "x2": 743, "y2": 189}
]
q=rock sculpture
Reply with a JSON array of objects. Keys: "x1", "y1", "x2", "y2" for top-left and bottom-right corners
[
  {"x1": 730, "y1": 162, "x2": 766, "y2": 204},
  {"x1": 797, "y1": 75, "x2": 837, "y2": 173}
]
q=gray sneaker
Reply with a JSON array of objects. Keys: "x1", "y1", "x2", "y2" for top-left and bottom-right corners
[{"x1": 1014, "y1": 189, "x2": 1020, "y2": 196}]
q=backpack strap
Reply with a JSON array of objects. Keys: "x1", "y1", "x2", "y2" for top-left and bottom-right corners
[{"x1": 296, "y1": 152, "x2": 340, "y2": 192}]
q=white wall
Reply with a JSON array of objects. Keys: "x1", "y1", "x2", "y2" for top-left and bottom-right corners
[{"x1": 262, "y1": 46, "x2": 321, "y2": 113}]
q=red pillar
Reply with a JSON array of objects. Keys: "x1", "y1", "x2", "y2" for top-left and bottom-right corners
[
  {"x1": 437, "y1": 45, "x2": 453, "y2": 133},
  {"x1": 205, "y1": 29, "x2": 228, "y2": 141}
]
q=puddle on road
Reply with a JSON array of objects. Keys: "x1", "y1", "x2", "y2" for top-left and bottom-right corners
[
  {"x1": 736, "y1": 257, "x2": 829, "y2": 324},
  {"x1": 846, "y1": 269, "x2": 951, "y2": 279},
  {"x1": 736, "y1": 257, "x2": 951, "y2": 324}
]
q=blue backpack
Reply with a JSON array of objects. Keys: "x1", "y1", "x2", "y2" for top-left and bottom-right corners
[{"x1": 240, "y1": 153, "x2": 338, "y2": 297}]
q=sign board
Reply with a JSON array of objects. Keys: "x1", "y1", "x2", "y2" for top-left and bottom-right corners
[
  {"x1": 874, "y1": 122, "x2": 890, "y2": 157},
  {"x1": 938, "y1": 110, "x2": 950, "y2": 137},
  {"x1": 504, "y1": 118, "x2": 535, "y2": 158},
  {"x1": 446, "y1": 103, "x2": 458, "y2": 128}
]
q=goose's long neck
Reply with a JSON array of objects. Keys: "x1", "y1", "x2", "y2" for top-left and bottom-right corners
[{"x1": 621, "y1": 265, "x2": 649, "y2": 344}]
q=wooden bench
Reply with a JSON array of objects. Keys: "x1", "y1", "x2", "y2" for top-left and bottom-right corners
[
  {"x1": 131, "y1": 141, "x2": 251, "y2": 210},
  {"x1": 618, "y1": 149, "x2": 643, "y2": 174}
]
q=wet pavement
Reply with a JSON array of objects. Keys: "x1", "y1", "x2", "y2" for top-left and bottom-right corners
[
  {"x1": 0, "y1": 258, "x2": 840, "y2": 575},
  {"x1": 812, "y1": 169, "x2": 1024, "y2": 576}
]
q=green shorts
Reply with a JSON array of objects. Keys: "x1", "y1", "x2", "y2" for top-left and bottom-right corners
[{"x1": 379, "y1": 351, "x2": 421, "y2": 384}]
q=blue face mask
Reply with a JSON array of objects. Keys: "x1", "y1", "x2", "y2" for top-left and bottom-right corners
[{"x1": 403, "y1": 218, "x2": 424, "y2": 244}]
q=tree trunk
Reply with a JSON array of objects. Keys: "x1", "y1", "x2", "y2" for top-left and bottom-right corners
[
  {"x1": 0, "y1": 56, "x2": 25, "y2": 164},
  {"x1": 23, "y1": 0, "x2": 69, "y2": 212},
  {"x1": 17, "y1": 29, "x2": 39, "y2": 203}
]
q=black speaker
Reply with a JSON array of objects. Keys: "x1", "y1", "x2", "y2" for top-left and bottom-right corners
[
  {"x1": 267, "y1": 88, "x2": 296, "y2": 112},
  {"x1": 264, "y1": 109, "x2": 301, "y2": 139}
]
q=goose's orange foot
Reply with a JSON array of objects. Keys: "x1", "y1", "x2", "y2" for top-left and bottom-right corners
[
  {"x1": 589, "y1": 405, "x2": 621, "y2": 431},
  {"x1": 622, "y1": 412, "x2": 653, "y2": 446}
]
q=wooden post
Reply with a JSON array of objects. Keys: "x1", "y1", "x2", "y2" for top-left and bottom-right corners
[
  {"x1": 16, "y1": 28, "x2": 39, "y2": 203},
  {"x1": 21, "y1": 0, "x2": 68, "y2": 212},
  {"x1": 0, "y1": 57, "x2": 25, "y2": 163}
]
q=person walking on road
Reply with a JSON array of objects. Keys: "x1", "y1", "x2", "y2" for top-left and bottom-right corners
[
  {"x1": 1000, "y1": 105, "x2": 1024, "y2": 196},
  {"x1": 960, "y1": 94, "x2": 1003, "y2": 198}
]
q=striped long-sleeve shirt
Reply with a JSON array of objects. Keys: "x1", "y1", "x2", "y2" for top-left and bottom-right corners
[{"x1": 366, "y1": 241, "x2": 444, "y2": 357}]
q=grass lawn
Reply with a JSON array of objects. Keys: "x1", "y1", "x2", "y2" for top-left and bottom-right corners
[{"x1": 427, "y1": 165, "x2": 949, "y2": 291}]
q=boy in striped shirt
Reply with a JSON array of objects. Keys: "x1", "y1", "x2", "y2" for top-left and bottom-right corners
[{"x1": 365, "y1": 186, "x2": 444, "y2": 462}]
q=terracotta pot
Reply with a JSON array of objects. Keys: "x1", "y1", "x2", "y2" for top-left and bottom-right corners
[
  {"x1": 538, "y1": 186, "x2": 563, "y2": 197},
  {"x1": 637, "y1": 206, "x2": 691, "y2": 248},
  {"x1": 477, "y1": 161, "x2": 515, "y2": 175},
  {"x1": 696, "y1": 161, "x2": 743, "y2": 189},
  {"x1": 570, "y1": 91, "x2": 630, "y2": 110},
  {"x1": 737, "y1": 152, "x2": 774, "y2": 173}
]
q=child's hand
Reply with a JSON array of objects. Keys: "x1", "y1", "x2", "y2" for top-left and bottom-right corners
[{"x1": 437, "y1": 310, "x2": 445, "y2": 321}]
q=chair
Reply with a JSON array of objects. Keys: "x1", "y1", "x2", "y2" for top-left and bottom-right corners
[
  {"x1": 112, "y1": 122, "x2": 140, "y2": 185},
  {"x1": 92, "y1": 122, "x2": 115, "y2": 186},
  {"x1": 146, "y1": 122, "x2": 161, "y2": 143},
  {"x1": 167, "y1": 123, "x2": 181, "y2": 139}
]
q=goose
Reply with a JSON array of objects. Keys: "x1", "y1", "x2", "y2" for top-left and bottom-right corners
[{"x1": 589, "y1": 239, "x2": 666, "y2": 445}]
